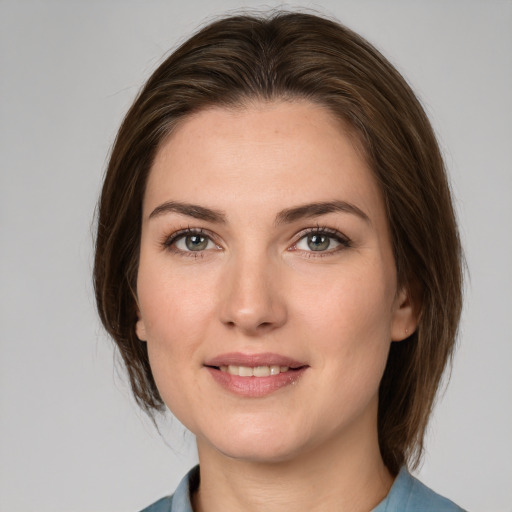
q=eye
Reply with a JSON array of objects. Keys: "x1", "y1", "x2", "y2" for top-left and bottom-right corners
[
  {"x1": 164, "y1": 229, "x2": 219, "y2": 253},
  {"x1": 292, "y1": 228, "x2": 350, "y2": 254}
]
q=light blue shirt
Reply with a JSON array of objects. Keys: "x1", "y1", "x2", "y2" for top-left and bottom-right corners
[{"x1": 141, "y1": 465, "x2": 465, "y2": 511}]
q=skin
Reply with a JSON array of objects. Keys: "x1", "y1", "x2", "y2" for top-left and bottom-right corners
[{"x1": 135, "y1": 100, "x2": 418, "y2": 512}]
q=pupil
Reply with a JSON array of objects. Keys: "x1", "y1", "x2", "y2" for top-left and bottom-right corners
[
  {"x1": 186, "y1": 235, "x2": 207, "y2": 251},
  {"x1": 308, "y1": 234, "x2": 330, "y2": 251}
]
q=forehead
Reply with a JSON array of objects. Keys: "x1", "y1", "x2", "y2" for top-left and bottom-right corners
[{"x1": 144, "y1": 100, "x2": 383, "y2": 222}]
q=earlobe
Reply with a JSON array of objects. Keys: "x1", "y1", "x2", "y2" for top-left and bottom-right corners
[
  {"x1": 391, "y1": 286, "x2": 420, "y2": 342},
  {"x1": 135, "y1": 314, "x2": 147, "y2": 341}
]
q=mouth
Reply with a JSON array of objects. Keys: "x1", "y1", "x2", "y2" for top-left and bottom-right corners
[
  {"x1": 204, "y1": 352, "x2": 308, "y2": 397},
  {"x1": 204, "y1": 352, "x2": 308, "y2": 375},
  {"x1": 216, "y1": 364, "x2": 293, "y2": 377}
]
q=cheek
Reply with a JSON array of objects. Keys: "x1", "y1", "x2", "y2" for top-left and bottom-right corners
[
  {"x1": 137, "y1": 272, "x2": 207, "y2": 421},
  {"x1": 292, "y1": 262, "x2": 395, "y2": 392},
  {"x1": 136, "y1": 256, "x2": 221, "y2": 399},
  {"x1": 294, "y1": 263, "x2": 395, "y2": 342},
  {"x1": 137, "y1": 254, "x2": 216, "y2": 340}
]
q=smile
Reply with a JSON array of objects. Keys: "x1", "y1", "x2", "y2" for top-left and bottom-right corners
[
  {"x1": 219, "y1": 365, "x2": 290, "y2": 377},
  {"x1": 204, "y1": 353, "x2": 308, "y2": 397}
]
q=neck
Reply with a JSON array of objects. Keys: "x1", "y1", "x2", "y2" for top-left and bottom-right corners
[{"x1": 192, "y1": 407, "x2": 393, "y2": 512}]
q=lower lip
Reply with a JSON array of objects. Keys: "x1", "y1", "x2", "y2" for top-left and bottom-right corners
[{"x1": 205, "y1": 367, "x2": 307, "y2": 397}]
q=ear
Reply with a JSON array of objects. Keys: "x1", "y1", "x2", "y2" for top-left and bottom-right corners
[
  {"x1": 391, "y1": 284, "x2": 420, "y2": 342},
  {"x1": 135, "y1": 310, "x2": 147, "y2": 341}
]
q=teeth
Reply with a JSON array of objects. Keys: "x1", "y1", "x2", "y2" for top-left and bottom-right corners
[
  {"x1": 219, "y1": 365, "x2": 290, "y2": 377},
  {"x1": 238, "y1": 365, "x2": 253, "y2": 377},
  {"x1": 254, "y1": 366, "x2": 270, "y2": 377}
]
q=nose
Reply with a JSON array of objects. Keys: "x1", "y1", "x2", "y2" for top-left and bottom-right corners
[{"x1": 219, "y1": 250, "x2": 288, "y2": 336}]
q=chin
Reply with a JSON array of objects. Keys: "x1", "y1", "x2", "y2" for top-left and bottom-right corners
[
  {"x1": 218, "y1": 442, "x2": 302, "y2": 464},
  {"x1": 198, "y1": 421, "x2": 311, "y2": 464}
]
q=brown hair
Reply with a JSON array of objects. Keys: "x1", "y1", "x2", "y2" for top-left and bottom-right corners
[{"x1": 94, "y1": 11, "x2": 463, "y2": 475}]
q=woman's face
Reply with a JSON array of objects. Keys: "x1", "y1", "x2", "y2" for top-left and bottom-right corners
[{"x1": 136, "y1": 101, "x2": 415, "y2": 463}]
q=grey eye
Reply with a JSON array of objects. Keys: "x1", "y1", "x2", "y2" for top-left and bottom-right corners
[
  {"x1": 185, "y1": 234, "x2": 209, "y2": 251},
  {"x1": 174, "y1": 234, "x2": 214, "y2": 251},
  {"x1": 295, "y1": 232, "x2": 343, "y2": 252},
  {"x1": 307, "y1": 233, "x2": 331, "y2": 251},
  {"x1": 307, "y1": 233, "x2": 330, "y2": 251}
]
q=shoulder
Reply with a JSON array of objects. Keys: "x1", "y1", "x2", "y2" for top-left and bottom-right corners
[
  {"x1": 138, "y1": 466, "x2": 198, "y2": 512},
  {"x1": 373, "y1": 467, "x2": 467, "y2": 512},
  {"x1": 139, "y1": 496, "x2": 173, "y2": 512}
]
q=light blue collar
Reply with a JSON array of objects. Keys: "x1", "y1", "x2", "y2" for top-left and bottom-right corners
[{"x1": 150, "y1": 464, "x2": 465, "y2": 512}]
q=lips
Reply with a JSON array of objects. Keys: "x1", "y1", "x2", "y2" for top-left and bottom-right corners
[
  {"x1": 204, "y1": 352, "x2": 306, "y2": 368},
  {"x1": 204, "y1": 352, "x2": 308, "y2": 397},
  {"x1": 220, "y1": 364, "x2": 290, "y2": 377}
]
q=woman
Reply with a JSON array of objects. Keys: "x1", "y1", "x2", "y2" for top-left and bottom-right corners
[{"x1": 94, "y1": 11, "x2": 464, "y2": 512}]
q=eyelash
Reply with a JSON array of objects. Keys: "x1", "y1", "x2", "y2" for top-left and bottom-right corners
[
  {"x1": 161, "y1": 227, "x2": 219, "y2": 258},
  {"x1": 161, "y1": 226, "x2": 351, "y2": 258},
  {"x1": 289, "y1": 226, "x2": 352, "y2": 258}
]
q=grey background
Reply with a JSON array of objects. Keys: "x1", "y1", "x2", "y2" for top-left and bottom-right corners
[{"x1": 1, "y1": 1, "x2": 511, "y2": 511}]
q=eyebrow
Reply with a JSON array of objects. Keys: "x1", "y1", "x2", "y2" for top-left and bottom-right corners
[
  {"x1": 275, "y1": 200, "x2": 370, "y2": 226},
  {"x1": 148, "y1": 199, "x2": 370, "y2": 225},
  {"x1": 148, "y1": 201, "x2": 227, "y2": 223}
]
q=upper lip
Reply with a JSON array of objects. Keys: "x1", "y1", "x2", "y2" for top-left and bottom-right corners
[{"x1": 204, "y1": 352, "x2": 307, "y2": 369}]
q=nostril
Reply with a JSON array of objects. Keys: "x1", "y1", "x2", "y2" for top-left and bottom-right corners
[{"x1": 219, "y1": 293, "x2": 288, "y2": 333}]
